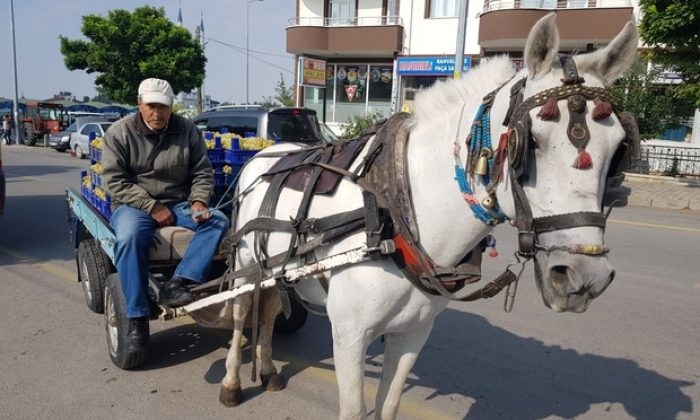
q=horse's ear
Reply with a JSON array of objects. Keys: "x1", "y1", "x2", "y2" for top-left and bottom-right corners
[
  {"x1": 524, "y1": 13, "x2": 560, "y2": 77},
  {"x1": 579, "y1": 21, "x2": 639, "y2": 85}
]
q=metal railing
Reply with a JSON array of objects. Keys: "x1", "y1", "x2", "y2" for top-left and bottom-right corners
[
  {"x1": 288, "y1": 16, "x2": 403, "y2": 28},
  {"x1": 630, "y1": 142, "x2": 700, "y2": 178},
  {"x1": 483, "y1": 0, "x2": 632, "y2": 12}
]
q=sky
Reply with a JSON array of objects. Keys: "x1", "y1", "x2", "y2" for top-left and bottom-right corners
[{"x1": 0, "y1": 0, "x2": 295, "y2": 104}]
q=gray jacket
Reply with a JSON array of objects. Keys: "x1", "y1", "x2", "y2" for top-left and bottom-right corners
[{"x1": 102, "y1": 112, "x2": 213, "y2": 214}]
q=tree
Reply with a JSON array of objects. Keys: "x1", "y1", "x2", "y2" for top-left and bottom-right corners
[
  {"x1": 60, "y1": 6, "x2": 206, "y2": 105},
  {"x1": 608, "y1": 60, "x2": 691, "y2": 139},
  {"x1": 638, "y1": 0, "x2": 700, "y2": 107},
  {"x1": 262, "y1": 73, "x2": 294, "y2": 107}
]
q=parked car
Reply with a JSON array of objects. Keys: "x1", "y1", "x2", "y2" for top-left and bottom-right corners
[
  {"x1": 70, "y1": 121, "x2": 114, "y2": 159},
  {"x1": 48, "y1": 121, "x2": 78, "y2": 152},
  {"x1": 51, "y1": 116, "x2": 119, "y2": 153},
  {"x1": 192, "y1": 106, "x2": 327, "y2": 146}
]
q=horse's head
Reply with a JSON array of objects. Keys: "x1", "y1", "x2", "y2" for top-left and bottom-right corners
[{"x1": 493, "y1": 13, "x2": 639, "y2": 312}]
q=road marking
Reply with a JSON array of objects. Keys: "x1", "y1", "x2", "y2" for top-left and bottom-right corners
[
  {"x1": 277, "y1": 353, "x2": 460, "y2": 419},
  {"x1": 0, "y1": 246, "x2": 76, "y2": 282},
  {"x1": 608, "y1": 218, "x2": 700, "y2": 233},
  {"x1": 0, "y1": 249, "x2": 470, "y2": 418}
]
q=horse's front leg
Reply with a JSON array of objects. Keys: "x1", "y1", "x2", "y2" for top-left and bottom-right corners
[
  {"x1": 332, "y1": 323, "x2": 371, "y2": 420},
  {"x1": 219, "y1": 294, "x2": 252, "y2": 407},
  {"x1": 258, "y1": 288, "x2": 285, "y2": 391},
  {"x1": 375, "y1": 327, "x2": 432, "y2": 420}
]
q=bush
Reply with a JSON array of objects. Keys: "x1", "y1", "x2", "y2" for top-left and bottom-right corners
[{"x1": 341, "y1": 111, "x2": 385, "y2": 140}]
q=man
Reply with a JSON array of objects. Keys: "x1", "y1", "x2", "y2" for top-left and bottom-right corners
[
  {"x1": 2, "y1": 115, "x2": 11, "y2": 145},
  {"x1": 102, "y1": 78, "x2": 230, "y2": 353}
]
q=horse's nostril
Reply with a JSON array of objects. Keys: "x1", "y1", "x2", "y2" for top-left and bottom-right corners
[{"x1": 550, "y1": 265, "x2": 570, "y2": 293}]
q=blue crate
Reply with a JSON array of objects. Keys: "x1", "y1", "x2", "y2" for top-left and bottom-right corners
[
  {"x1": 99, "y1": 196, "x2": 112, "y2": 219},
  {"x1": 207, "y1": 148, "x2": 225, "y2": 164},
  {"x1": 90, "y1": 170, "x2": 102, "y2": 188},
  {"x1": 225, "y1": 148, "x2": 257, "y2": 165},
  {"x1": 89, "y1": 147, "x2": 102, "y2": 162}
]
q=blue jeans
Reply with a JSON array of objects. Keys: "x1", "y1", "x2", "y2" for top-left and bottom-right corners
[{"x1": 110, "y1": 202, "x2": 230, "y2": 318}]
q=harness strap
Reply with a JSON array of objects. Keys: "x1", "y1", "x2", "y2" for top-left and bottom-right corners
[{"x1": 533, "y1": 211, "x2": 607, "y2": 233}]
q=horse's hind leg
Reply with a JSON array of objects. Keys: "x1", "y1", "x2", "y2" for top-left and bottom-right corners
[
  {"x1": 375, "y1": 327, "x2": 432, "y2": 420},
  {"x1": 258, "y1": 288, "x2": 285, "y2": 391},
  {"x1": 219, "y1": 294, "x2": 252, "y2": 407}
]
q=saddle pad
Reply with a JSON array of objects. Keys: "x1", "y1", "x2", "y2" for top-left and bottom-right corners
[
  {"x1": 150, "y1": 226, "x2": 226, "y2": 262},
  {"x1": 263, "y1": 139, "x2": 367, "y2": 195}
]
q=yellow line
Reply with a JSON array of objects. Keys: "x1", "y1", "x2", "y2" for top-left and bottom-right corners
[
  {"x1": 279, "y1": 353, "x2": 459, "y2": 419},
  {"x1": 0, "y1": 246, "x2": 77, "y2": 282},
  {"x1": 608, "y1": 218, "x2": 700, "y2": 233}
]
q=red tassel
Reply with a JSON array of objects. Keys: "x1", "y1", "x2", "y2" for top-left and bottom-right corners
[
  {"x1": 537, "y1": 97, "x2": 560, "y2": 120},
  {"x1": 488, "y1": 248, "x2": 499, "y2": 258},
  {"x1": 592, "y1": 98, "x2": 612, "y2": 121},
  {"x1": 573, "y1": 149, "x2": 593, "y2": 169}
]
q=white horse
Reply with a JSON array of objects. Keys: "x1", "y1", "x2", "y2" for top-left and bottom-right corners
[{"x1": 216, "y1": 13, "x2": 639, "y2": 419}]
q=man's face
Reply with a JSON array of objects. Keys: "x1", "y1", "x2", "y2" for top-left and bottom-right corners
[{"x1": 138, "y1": 101, "x2": 172, "y2": 131}]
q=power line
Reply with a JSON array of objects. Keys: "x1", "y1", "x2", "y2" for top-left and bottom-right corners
[{"x1": 206, "y1": 37, "x2": 293, "y2": 75}]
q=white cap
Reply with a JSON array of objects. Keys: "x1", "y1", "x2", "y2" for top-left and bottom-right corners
[{"x1": 138, "y1": 78, "x2": 174, "y2": 106}]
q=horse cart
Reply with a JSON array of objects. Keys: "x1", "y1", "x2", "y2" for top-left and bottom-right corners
[{"x1": 64, "y1": 139, "x2": 309, "y2": 370}]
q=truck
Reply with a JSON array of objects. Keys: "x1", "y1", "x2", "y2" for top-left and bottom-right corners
[{"x1": 21, "y1": 101, "x2": 63, "y2": 146}]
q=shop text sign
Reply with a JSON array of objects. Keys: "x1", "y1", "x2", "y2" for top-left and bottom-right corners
[
  {"x1": 300, "y1": 57, "x2": 327, "y2": 87},
  {"x1": 396, "y1": 56, "x2": 472, "y2": 76}
]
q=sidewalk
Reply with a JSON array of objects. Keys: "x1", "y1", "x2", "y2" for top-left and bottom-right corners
[{"x1": 609, "y1": 173, "x2": 700, "y2": 212}]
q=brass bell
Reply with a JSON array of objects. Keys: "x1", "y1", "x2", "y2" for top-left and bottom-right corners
[
  {"x1": 481, "y1": 196, "x2": 495, "y2": 209},
  {"x1": 474, "y1": 148, "x2": 493, "y2": 175}
]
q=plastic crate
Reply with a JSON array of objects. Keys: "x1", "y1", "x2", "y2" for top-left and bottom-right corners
[
  {"x1": 225, "y1": 149, "x2": 257, "y2": 166},
  {"x1": 214, "y1": 172, "x2": 226, "y2": 187},
  {"x1": 90, "y1": 170, "x2": 102, "y2": 188},
  {"x1": 99, "y1": 196, "x2": 112, "y2": 219},
  {"x1": 89, "y1": 147, "x2": 102, "y2": 162},
  {"x1": 207, "y1": 148, "x2": 225, "y2": 164}
]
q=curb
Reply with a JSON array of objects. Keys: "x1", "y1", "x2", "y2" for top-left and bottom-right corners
[{"x1": 620, "y1": 173, "x2": 700, "y2": 211}]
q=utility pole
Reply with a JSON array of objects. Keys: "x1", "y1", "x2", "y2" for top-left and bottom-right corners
[
  {"x1": 195, "y1": 24, "x2": 203, "y2": 114},
  {"x1": 453, "y1": 0, "x2": 469, "y2": 80},
  {"x1": 10, "y1": 0, "x2": 21, "y2": 144}
]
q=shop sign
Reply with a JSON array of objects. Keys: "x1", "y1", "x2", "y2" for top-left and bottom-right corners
[
  {"x1": 300, "y1": 57, "x2": 327, "y2": 87},
  {"x1": 396, "y1": 56, "x2": 472, "y2": 76}
]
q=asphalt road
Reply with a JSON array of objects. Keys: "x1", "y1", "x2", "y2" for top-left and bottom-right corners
[{"x1": 1, "y1": 146, "x2": 698, "y2": 420}]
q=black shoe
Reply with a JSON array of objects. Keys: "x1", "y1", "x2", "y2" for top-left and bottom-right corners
[
  {"x1": 159, "y1": 277, "x2": 195, "y2": 307},
  {"x1": 126, "y1": 317, "x2": 149, "y2": 353}
]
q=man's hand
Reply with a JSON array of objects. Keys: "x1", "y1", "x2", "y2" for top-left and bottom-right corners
[
  {"x1": 150, "y1": 203, "x2": 174, "y2": 227},
  {"x1": 190, "y1": 201, "x2": 211, "y2": 223}
]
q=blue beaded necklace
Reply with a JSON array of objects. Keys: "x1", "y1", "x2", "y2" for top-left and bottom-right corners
[{"x1": 453, "y1": 103, "x2": 507, "y2": 226}]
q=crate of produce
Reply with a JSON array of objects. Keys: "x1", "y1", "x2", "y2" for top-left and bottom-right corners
[
  {"x1": 224, "y1": 149, "x2": 258, "y2": 166},
  {"x1": 207, "y1": 148, "x2": 225, "y2": 164}
]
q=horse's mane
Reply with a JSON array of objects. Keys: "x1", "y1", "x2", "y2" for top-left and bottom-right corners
[{"x1": 412, "y1": 55, "x2": 516, "y2": 122}]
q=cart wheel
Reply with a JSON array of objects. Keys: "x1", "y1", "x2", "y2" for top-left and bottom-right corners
[
  {"x1": 104, "y1": 273, "x2": 149, "y2": 369},
  {"x1": 274, "y1": 297, "x2": 308, "y2": 335},
  {"x1": 77, "y1": 239, "x2": 113, "y2": 314}
]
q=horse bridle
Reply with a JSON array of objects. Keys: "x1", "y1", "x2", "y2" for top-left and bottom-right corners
[{"x1": 492, "y1": 55, "x2": 631, "y2": 258}]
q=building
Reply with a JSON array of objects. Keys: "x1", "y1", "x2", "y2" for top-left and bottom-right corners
[{"x1": 287, "y1": 0, "x2": 639, "y2": 131}]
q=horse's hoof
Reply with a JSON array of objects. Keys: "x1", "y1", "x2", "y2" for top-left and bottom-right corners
[
  {"x1": 260, "y1": 373, "x2": 286, "y2": 391},
  {"x1": 219, "y1": 386, "x2": 243, "y2": 407}
]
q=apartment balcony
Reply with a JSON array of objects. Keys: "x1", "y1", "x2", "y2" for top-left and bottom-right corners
[
  {"x1": 479, "y1": 1, "x2": 635, "y2": 53},
  {"x1": 286, "y1": 16, "x2": 404, "y2": 58}
]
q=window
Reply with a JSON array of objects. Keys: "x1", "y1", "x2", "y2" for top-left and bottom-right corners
[
  {"x1": 429, "y1": 0, "x2": 457, "y2": 18},
  {"x1": 387, "y1": 0, "x2": 400, "y2": 24},
  {"x1": 330, "y1": 0, "x2": 356, "y2": 25}
]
